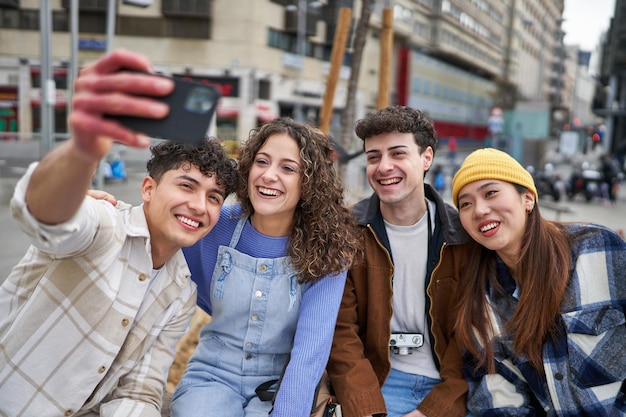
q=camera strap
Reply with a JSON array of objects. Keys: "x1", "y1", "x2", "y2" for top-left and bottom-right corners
[{"x1": 254, "y1": 355, "x2": 325, "y2": 415}]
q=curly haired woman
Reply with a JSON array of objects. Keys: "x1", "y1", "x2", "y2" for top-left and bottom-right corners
[{"x1": 170, "y1": 118, "x2": 362, "y2": 417}]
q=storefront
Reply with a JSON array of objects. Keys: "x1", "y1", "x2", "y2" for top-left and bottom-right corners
[{"x1": 0, "y1": 86, "x2": 18, "y2": 139}]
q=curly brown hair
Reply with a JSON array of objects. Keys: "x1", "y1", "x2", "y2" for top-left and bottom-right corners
[
  {"x1": 147, "y1": 137, "x2": 238, "y2": 196},
  {"x1": 236, "y1": 118, "x2": 362, "y2": 283}
]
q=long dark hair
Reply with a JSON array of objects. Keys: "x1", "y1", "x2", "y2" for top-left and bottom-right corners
[{"x1": 454, "y1": 186, "x2": 572, "y2": 372}]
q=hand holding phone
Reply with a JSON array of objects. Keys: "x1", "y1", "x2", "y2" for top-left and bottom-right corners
[{"x1": 110, "y1": 72, "x2": 220, "y2": 145}]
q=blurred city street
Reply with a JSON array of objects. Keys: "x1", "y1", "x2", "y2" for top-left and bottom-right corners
[
  {"x1": 1, "y1": 140, "x2": 625, "y2": 282},
  {"x1": 0, "y1": 143, "x2": 152, "y2": 282}
]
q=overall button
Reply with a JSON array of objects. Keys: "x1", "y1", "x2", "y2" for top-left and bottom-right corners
[
  {"x1": 254, "y1": 290, "x2": 263, "y2": 298},
  {"x1": 259, "y1": 264, "x2": 267, "y2": 273},
  {"x1": 138, "y1": 274, "x2": 148, "y2": 282},
  {"x1": 98, "y1": 366, "x2": 106, "y2": 374},
  {"x1": 245, "y1": 342, "x2": 253, "y2": 349},
  {"x1": 65, "y1": 410, "x2": 73, "y2": 416},
  {"x1": 121, "y1": 318, "x2": 130, "y2": 326},
  {"x1": 245, "y1": 354, "x2": 252, "y2": 360},
  {"x1": 251, "y1": 314, "x2": 259, "y2": 321}
]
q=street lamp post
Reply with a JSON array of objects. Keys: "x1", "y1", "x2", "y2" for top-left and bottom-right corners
[
  {"x1": 106, "y1": 0, "x2": 117, "y2": 53},
  {"x1": 93, "y1": 0, "x2": 119, "y2": 189},
  {"x1": 68, "y1": 0, "x2": 78, "y2": 116},
  {"x1": 39, "y1": 1, "x2": 54, "y2": 157}
]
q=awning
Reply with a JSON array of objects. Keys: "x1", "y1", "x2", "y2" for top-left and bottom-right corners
[
  {"x1": 255, "y1": 101, "x2": 278, "y2": 123},
  {"x1": 216, "y1": 106, "x2": 238, "y2": 118},
  {"x1": 257, "y1": 111, "x2": 278, "y2": 123}
]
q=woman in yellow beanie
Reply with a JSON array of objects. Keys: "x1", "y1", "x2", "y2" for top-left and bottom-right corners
[{"x1": 445, "y1": 148, "x2": 626, "y2": 416}]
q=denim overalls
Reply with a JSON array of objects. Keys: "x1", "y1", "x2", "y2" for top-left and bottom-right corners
[{"x1": 171, "y1": 216, "x2": 303, "y2": 417}]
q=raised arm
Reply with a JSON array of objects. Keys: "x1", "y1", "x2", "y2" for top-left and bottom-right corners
[{"x1": 25, "y1": 49, "x2": 174, "y2": 225}]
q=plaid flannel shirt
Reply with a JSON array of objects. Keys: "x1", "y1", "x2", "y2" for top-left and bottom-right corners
[
  {"x1": 464, "y1": 224, "x2": 626, "y2": 417},
  {"x1": 0, "y1": 164, "x2": 197, "y2": 417}
]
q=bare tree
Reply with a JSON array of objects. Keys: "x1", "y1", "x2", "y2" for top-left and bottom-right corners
[{"x1": 337, "y1": 0, "x2": 376, "y2": 177}]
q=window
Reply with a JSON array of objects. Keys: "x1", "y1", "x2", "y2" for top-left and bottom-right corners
[
  {"x1": 258, "y1": 79, "x2": 271, "y2": 100},
  {"x1": 118, "y1": 16, "x2": 164, "y2": 36},
  {"x1": 61, "y1": 0, "x2": 107, "y2": 11},
  {"x1": 268, "y1": 28, "x2": 333, "y2": 62},
  {"x1": 79, "y1": 12, "x2": 106, "y2": 33},
  {"x1": 53, "y1": 10, "x2": 68, "y2": 31},
  {"x1": 0, "y1": 8, "x2": 19, "y2": 28},
  {"x1": 118, "y1": 15, "x2": 210, "y2": 38},
  {"x1": 31, "y1": 106, "x2": 68, "y2": 135},
  {"x1": 162, "y1": 0, "x2": 211, "y2": 18},
  {"x1": 167, "y1": 16, "x2": 210, "y2": 38},
  {"x1": 0, "y1": 8, "x2": 66, "y2": 30},
  {"x1": 21, "y1": 9, "x2": 38, "y2": 30},
  {"x1": 31, "y1": 68, "x2": 69, "y2": 90},
  {"x1": 268, "y1": 28, "x2": 297, "y2": 53},
  {"x1": 0, "y1": 0, "x2": 19, "y2": 7}
]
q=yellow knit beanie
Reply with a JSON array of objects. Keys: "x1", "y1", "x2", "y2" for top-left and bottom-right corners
[{"x1": 451, "y1": 148, "x2": 538, "y2": 207}]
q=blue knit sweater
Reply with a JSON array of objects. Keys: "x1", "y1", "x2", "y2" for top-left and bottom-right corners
[{"x1": 183, "y1": 204, "x2": 347, "y2": 417}]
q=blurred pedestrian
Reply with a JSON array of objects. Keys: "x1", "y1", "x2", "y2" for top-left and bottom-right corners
[
  {"x1": 447, "y1": 137, "x2": 457, "y2": 165},
  {"x1": 600, "y1": 153, "x2": 621, "y2": 205},
  {"x1": 431, "y1": 164, "x2": 446, "y2": 193}
]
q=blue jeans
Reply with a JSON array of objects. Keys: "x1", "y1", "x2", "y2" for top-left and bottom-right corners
[{"x1": 381, "y1": 368, "x2": 442, "y2": 417}]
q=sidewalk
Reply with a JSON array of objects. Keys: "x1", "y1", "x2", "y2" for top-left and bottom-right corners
[{"x1": 0, "y1": 169, "x2": 146, "y2": 281}]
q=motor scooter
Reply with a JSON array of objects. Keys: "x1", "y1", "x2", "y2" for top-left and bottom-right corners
[
  {"x1": 529, "y1": 163, "x2": 563, "y2": 202},
  {"x1": 565, "y1": 163, "x2": 605, "y2": 202}
]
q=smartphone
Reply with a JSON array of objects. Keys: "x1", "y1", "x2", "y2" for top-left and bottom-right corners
[{"x1": 110, "y1": 72, "x2": 220, "y2": 145}]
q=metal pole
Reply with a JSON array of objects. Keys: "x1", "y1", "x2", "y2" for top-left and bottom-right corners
[
  {"x1": 94, "y1": 0, "x2": 117, "y2": 189},
  {"x1": 68, "y1": 0, "x2": 78, "y2": 117},
  {"x1": 106, "y1": 0, "x2": 116, "y2": 53},
  {"x1": 39, "y1": 0, "x2": 54, "y2": 156},
  {"x1": 293, "y1": 0, "x2": 306, "y2": 122},
  {"x1": 604, "y1": 75, "x2": 618, "y2": 153}
]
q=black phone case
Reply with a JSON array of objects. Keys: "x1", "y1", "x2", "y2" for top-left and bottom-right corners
[{"x1": 110, "y1": 73, "x2": 220, "y2": 144}]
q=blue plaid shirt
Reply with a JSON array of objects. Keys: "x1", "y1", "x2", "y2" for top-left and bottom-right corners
[{"x1": 463, "y1": 224, "x2": 626, "y2": 417}]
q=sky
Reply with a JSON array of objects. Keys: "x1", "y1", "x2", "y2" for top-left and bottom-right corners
[{"x1": 562, "y1": 0, "x2": 616, "y2": 51}]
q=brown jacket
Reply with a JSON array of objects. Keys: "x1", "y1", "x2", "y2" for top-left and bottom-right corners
[{"x1": 327, "y1": 185, "x2": 470, "y2": 417}]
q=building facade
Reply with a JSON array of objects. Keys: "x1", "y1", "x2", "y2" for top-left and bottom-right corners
[
  {"x1": 0, "y1": 0, "x2": 359, "y2": 148},
  {"x1": 595, "y1": 0, "x2": 626, "y2": 157},
  {"x1": 0, "y1": 0, "x2": 588, "y2": 164}
]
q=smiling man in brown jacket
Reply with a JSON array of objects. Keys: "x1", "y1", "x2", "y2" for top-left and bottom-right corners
[{"x1": 327, "y1": 106, "x2": 470, "y2": 417}]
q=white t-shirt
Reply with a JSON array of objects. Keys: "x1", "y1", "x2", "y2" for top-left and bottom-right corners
[{"x1": 386, "y1": 199, "x2": 439, "y2": 379}]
